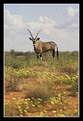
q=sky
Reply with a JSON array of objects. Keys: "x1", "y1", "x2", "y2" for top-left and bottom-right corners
[{"x1": 4, "y1": 4, "x2": 79, "y2": 52}]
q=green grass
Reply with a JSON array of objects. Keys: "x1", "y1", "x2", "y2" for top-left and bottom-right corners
[{"x1": 4, "y1": 50, "x2": 79, "y2": 117}]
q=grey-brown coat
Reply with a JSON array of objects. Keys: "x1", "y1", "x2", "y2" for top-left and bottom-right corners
[{"x1": 27, "y1": 29, "x2": 59, "y2": 60}]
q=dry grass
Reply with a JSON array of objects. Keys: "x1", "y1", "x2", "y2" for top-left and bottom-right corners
[
  {"x1": 61, "y1": 63, "x2": 78, "y2": 75},
  {"x1": 20, "y1": 77, "x2": 54, "y2": 101}
]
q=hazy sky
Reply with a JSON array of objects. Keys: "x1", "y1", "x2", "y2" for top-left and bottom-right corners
[{"x1": 4, "y1": 4, "x2": 79, "y2": 52}]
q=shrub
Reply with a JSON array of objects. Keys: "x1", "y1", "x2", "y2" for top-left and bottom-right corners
[
  {"x1": 26, "y1": 84, "x2": 52, "y2": 101},
  {"x1": 24, "y1": 78, "x2": 54, "y2": 101},
  {"x1": 61, "y1": 63, "x2": 78, "y2": 75}
]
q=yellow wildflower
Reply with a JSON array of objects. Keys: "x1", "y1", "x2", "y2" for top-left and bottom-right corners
[
  {"x1": 27, "y1": 98, "x2": 30, "y2": 101},
  {"x1": 12, "y1": 97, "x2": 16, "y2": 100},
  {"x1": 53, "y1": 110, "x2": 56, "y2": 113},
  {"x1": 51, "y1": 101, "x2": 54, "y2": 105}
]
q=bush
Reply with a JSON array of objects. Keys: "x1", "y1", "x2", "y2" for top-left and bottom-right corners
[
  {"x1": 61, "y1": 63, "x2": 78, "y2": 75},
  {"x1": 24, "y1": 79, "x2": 54, "y2": 101},
  {"x1": 26, "y1": 85, "x2": 50, "y2": 100}
]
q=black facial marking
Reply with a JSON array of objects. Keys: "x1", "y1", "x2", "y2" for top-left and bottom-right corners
[{"x1": 33, "y1": 41, "x2": 36, "y2": 45}]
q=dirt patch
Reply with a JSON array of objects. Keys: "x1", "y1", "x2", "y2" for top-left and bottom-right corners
[
  {"x1": 53, "y1": 84, "x2": 72, "y2": 96},
  {"x1": 65, "y1": 96, "x2": 79, "y2": 116},
  {"x1": 4, "y1": 91, "x2": 26, "y2": 104}
]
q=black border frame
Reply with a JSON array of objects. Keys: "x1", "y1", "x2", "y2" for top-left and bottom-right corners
[{"x1": 0, "y1": 0, "x2": 80, "y2": 120}]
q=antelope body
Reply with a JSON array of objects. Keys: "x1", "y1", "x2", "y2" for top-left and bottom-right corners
[{"x1": 27, "y1": 29, "x2": 59, "y2": 61}]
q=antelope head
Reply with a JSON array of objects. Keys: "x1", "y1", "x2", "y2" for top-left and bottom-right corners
[{"x1": 27, "y1": 29, "x2": 42, "y2": 45}]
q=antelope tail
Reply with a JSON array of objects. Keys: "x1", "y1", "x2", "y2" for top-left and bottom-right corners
[{"x1": 55, "y1": 45, "x2": 59, "y2": 59}]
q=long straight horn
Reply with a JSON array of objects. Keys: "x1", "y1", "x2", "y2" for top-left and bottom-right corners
[
  {"x1": 35, "y1": 30, "x2": 42, "y2": 39},
  {"x1": 27, "y1": 29, "x2": 34, "y2": 39}
]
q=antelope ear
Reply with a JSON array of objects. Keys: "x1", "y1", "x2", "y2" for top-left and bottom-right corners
[
  {"x1": 36, "y1": 38, "x2": 40, "y2": 41},
  {"x1": 29, "y1": 38, "x2": 33, "y2": 41}
]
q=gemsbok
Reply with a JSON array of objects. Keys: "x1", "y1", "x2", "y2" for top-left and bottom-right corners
[{"x1": 27, "y1": 29, "x2": 59, "y2": 61}]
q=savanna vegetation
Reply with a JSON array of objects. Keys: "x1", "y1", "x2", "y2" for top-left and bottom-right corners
[{"x1": 4, "y1": 50, "x2": 79, "y2": 117}]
